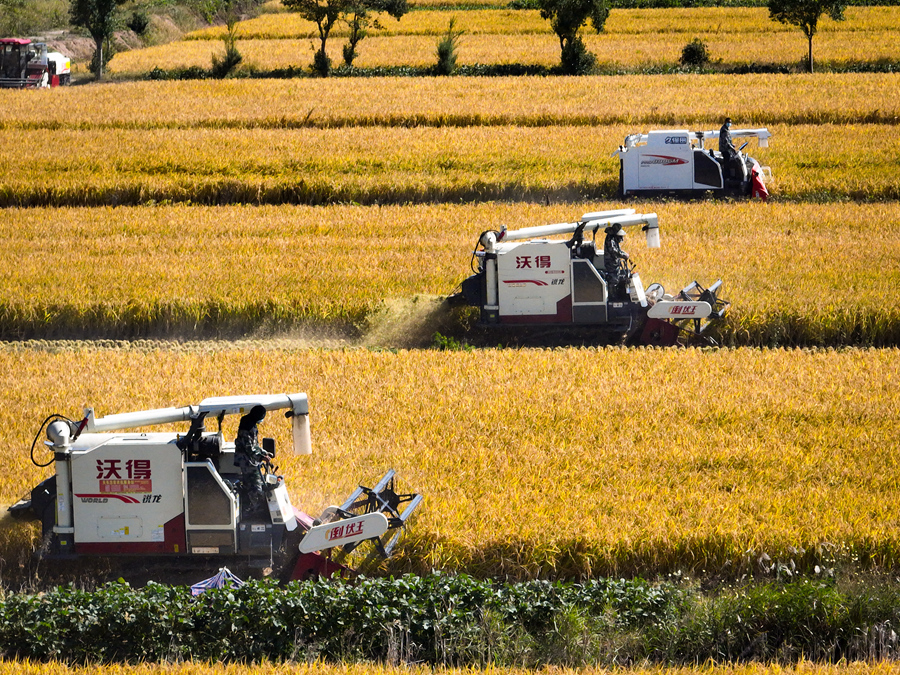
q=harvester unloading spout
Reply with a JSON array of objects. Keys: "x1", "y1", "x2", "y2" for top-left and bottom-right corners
[{"x1": 9, "y1": 393, "x2": 422, "y2": 583}]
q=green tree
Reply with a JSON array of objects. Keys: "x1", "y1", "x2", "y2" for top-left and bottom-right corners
[
  {"x1": 69, "y1": 0, "x2": 127, "y2": 80},
  {"x1": 768, "y1": 0, "x2": 845, "y2": 73},
  {"x1": 283, "y1": 0, "x2": 406, "y2": 76},
  {"x1": 538, "y1": 0, "x2": 608, "y2": 74},
  {"x1": 0, "y1": 0, "x2": 27, "y2": 35}
]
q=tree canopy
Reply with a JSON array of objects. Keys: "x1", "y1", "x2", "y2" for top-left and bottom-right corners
[
  {"x1": 283, "y1": 0, "x2": 407, "y2": 75},
  {"x1": 537, "y1": 0, "x2": 609, "y2": 74},
  {"x1": 69, "y1": 0, "x2": 128, "y2": 79},
  {"x1": 768, "y1": 0, "x2": 845, "y2": 72}
]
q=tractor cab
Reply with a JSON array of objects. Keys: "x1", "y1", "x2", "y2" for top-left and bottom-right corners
[{"x1": 1, "y1": 39, "x2": 32, "y2": 80}]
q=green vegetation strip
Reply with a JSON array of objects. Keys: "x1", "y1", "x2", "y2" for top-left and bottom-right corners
[{"x1": 2, "y1": 573, "x2": 900, "y2": 665}]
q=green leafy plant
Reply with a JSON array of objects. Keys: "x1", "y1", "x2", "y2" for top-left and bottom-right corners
[
  {"x1": 435, "y1": 17, "x2": 464, "y2": 76},
  {"x1": 211, "y1": 16, "x2": 243, "y2": 77},
  {"x1": 127, "y1": 10, "x2": 151, "y2": 35},
  {"x1": 680, "y1": 37, "x2": 710, "y2": 68}
]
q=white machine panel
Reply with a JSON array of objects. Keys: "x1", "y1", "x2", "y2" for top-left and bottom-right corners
[
  {"x1": 647, "y1": 301, "x2": 712, "y2": 319},
  {"x1": 496, "y1": 240, "x2": 571, "y2": 321},
  {"x1": 638, "y1": 131, "x2": 693, "y2": 190},
  {"x1": 299, "y1": 512, "x2": 389, "y2": 554},
  {"x1": 70, "y1": 434, "x2": 185, "y2": 544}
]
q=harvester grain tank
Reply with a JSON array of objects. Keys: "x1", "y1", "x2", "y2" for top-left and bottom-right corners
[
  {"x1": 9, "y1": 393, "x2": 422, "y2": 581},
  {"x1": 450, "y1": 209, "x2": 729, "y2": 346},
  {"x1": 615, "y1": 128, "x2": 772, "y2": 198}
]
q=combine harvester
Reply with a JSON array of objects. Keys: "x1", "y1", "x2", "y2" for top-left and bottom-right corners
[
  {"x1": 450, "y1": 209, "x2": 729, "y2": 346},
  {"x1": 615, "y1": 127, "x2": 772, "y2": 199},
  {"x1": 9, "y1": 393, "x2": 422, "y2": 581},
  {"x1": 0, "y1": 39, "x2": 70, "y2": 88}
]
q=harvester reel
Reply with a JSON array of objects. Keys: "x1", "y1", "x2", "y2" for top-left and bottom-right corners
[{"x1": 335, "y1": 471, "x2": 423, "y2": 557}]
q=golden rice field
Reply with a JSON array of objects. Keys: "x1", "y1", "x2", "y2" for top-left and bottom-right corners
[
  {"x1": 96, "y1": 5, "x2": 899, "y2": 74},
  {"x1": 5, "y1": 663, "x2": 900, "y2": 675},
  {"x1": 107, "y1": 29, "x2": 898, "y2": 74},
  {"x1": 2, "y1": 75, "x2": 895, "y2": 129},
  {"x1": 186, "y1": 6, "x2": 894, "y2": 39},
  {"x1": 1, "y1": 345, "x2": 899, "y2": 578},
  {"x1": 1, "y1": 123, "x2": 897, "y2": 205},
  {"x1": 1, "y1": 200, "x2": 898, "y2": 344}
]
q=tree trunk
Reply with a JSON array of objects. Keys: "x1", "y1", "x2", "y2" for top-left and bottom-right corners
[
  {"x1": 95, "y1": 37, "x2": 104, "y2": 80},
  {"x1": 807, "y1": 33, "x2": 814, "y2": 73}
]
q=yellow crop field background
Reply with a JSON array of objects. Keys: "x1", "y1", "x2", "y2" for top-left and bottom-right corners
[
  {"x1": 0, "y1": 0, "x2": 897, "y2": 616},
  {"x1": 186, "y1": 6, "x2": 895, "y2": 39},
  {"x1": 107, "y1": 29, "x2": 898, "y2": 73},
  {"x1": 2, "y1": 123, "x2": 898, "y2": 206},
  {"x1": 1, "y1": 201, "x2": 898, "y2": 345},
  {"x1": 1, "y1": 345, "x2": 898, "y2": 578},
  {"x1": 2, "y1": 75, "x2": 895, "y2": 129},
  {"x1": 94, "y1": 5, "x2": 899, "y2": 75}
]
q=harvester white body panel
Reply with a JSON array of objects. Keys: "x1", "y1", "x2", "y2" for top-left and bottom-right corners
[
  {"x1": 496, "y1": 240, "x2": 573, "y2": 322},
  {"x1": 68, "y1": 434, "x2": 186, "y2": 553}
]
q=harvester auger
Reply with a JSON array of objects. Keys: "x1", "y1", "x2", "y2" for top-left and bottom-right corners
[{"x1": 9, "y1": 393, "x2": 423, "y2": 583}]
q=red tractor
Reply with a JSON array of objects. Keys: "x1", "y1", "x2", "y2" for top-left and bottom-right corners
[{"x1": 0, "y1": 38, "x2": 71, "y2": 89}]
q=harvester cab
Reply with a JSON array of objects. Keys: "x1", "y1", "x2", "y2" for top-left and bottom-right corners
[
  {"x1": 9, "y1": 393, "x2": 422, "y2": 581},
  {"x1": 615, "y1": 128, "x2": 772, "y2": 199},
  {"x1": 0, "y1": 39, "x2": 71, "y2": 88},
  {"x1": 450, "y1": 209, "x2": 729, "y2": 346}
]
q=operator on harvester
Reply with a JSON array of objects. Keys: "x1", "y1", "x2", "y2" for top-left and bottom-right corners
[
  {"x1": 235, "y1": 405, "x2": 273, "y2": 513},
  {"x1": 603, "y1": 225, "x2": 630, "y2": 300},
  {"x1": 719, "y1": 117, "x2": 742, "y2": 181}
]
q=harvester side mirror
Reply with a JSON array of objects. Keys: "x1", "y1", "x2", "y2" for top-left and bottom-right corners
[{"x1": 262, "y1": 437, "x2": 275, "y2": 456}]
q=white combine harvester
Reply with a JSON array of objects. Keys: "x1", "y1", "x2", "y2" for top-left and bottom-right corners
[
  {"x1": 615, "y1": 128, "x2": 772, "y2": 199},
  {"x1": 10, "y1": 393, "x2": 422, "y2": 581},
  {"x1": 0, "y1": 39, "x2": 70, "y2": 88},
  {"x1": 450, "y1": 209, "x2": 729, "y2": 346}
]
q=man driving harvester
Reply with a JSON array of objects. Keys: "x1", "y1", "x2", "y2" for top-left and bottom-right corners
[{"x1": 719, "y1": 117, "x2": 741, "y2": 180}]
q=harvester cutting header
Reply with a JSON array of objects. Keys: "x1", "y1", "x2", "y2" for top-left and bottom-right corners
[
  {"x1": 450, "y1": 209, "x2": 729, "y2": 346},
  {"x1": 10, "y1": 393, "x2": 422, "y2": 581}
]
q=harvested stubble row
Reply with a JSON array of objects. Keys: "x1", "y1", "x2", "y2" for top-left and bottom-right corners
[
  {"x1": 1, "y1": 345, "x2": 898, "y2": 578},
  {"x1": 3, "y1": 664, "x2": 900, "y2": 675},
  {"x1": 1, "y1": 75, "x2": 895, "y2": 130},
  {"x1": 186, "y1": 7, "x2": 895, "y2": 39},
  {"x1": 1, "y1": 202, "x2": 898, "y2": 345},
  {"x1": 1, "y1": 124, "x2": 897, "y2": 207},
  {"x1": 107, "y1": 30, "x2": 899, "y2": 74}
]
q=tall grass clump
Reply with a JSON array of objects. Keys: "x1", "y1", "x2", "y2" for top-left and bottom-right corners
[
  {"x1": 435, "y1": 18, "x2": 464, "y2": 75},
  {"x1": 211, "y1": 17, "x2": 244, "y2": 78}
]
